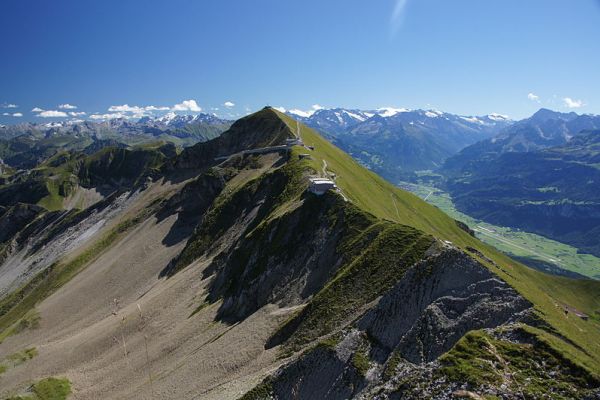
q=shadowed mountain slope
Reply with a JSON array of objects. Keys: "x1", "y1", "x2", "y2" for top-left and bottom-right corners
[{"x1": 0, "y1": 108, "x2": 598, "y2": 399}]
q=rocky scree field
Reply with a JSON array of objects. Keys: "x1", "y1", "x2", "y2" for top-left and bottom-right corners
[{"x1": 0, "y1": 108, "x2": 598, "y2": 399}]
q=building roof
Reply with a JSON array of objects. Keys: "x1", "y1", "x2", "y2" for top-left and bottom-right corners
[{"x1": 309, "y1": 178, "x2": 335, "y2": 184}]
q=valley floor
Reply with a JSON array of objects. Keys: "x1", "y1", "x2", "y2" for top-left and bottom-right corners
[{"x1": 398, "y1": 181, "x2": 600, "y2": 280}]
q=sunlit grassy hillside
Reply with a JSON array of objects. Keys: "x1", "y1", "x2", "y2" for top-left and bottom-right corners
[{"x1": 275, "y1": 109, "x2": 600, "y2": 374}]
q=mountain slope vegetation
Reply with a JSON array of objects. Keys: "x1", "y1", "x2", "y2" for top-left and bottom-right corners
[
  {"x1": 293, "y1": 108, "x2": 510, "y2": 182},
  {"x1": 0, "y1": 114, "x2": 231, "y2": 170},
  {"x1": 443, "y1": 108, "x2": 600, "y2": 174},
  {"x1": 0, "y1": 108, "x2": 598, "y2": 399},
  {"x1": 448, "y1": 131, "x2": 600, "y2": 258}
]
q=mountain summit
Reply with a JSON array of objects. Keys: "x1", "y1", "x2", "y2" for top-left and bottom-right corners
[{"x1": 0, "y1": 108, "x2": 598, "y2": 399}]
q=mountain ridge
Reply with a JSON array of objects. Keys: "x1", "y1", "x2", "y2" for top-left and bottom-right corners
[
  {"x1": 288, "y1": 107, "x2": 512, "y2": 182},
  {"x1": 443, "y1": 129, "x2": 600, "y2": 260},
  {"x1": 0, "y1": 108, "x2": 598, "y2": 399}
]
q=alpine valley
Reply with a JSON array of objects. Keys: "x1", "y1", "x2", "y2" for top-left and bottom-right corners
[
  {"x1": 442, "y1": 110, "x2": 600, "y2": 261},
  {"x1": 288, "y1": 107, "x2": 511, "y2": 181},
  {"x1": 0, "y1": 108, "x2": 599, "y2": 399}
]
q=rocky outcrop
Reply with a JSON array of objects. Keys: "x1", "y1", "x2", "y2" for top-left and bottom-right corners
[
  {"x1": 244, "y1": 245, "x2": 534, "y2": 400},
  {"x1": 208, "y1": 193, "x2": 348, "y2": 322},
  {"x1": 359, "y1": 245, "x2": 532, "y2": 363},
  {"x1": 266, "y1": 332, "x2": 368, "y2": 400},
  {"x1": 0, "y1": 203, "x2": 44, "y2": 244}
]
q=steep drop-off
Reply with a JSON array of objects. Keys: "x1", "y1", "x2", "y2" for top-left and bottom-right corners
[{"x1": 0, "y1": 108, "x2": 598, "y2": 399}]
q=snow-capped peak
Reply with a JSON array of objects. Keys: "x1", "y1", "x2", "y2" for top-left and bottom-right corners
[
  {"x1": 156, "y1": 112, "x2": 178, "y2": 124},
  {"x1": 288, "y1": 108, "x2": 316, "y2": 118},
  {"x1": 424, "y1": 110, "x2": 443, "y2": 118},
  {"x1": 342, "y1": 110, "x2": 367, "y2": 122},
  {"x1": 460, "y1": 116, "x2": 484, "y2": 124},
  {"x1": 376, "y1": 107, "x2": 410, "y2": 117},
  {"x1": 43, "y1": 121, "x2": 65, "y2": 128},
  {"x1": 487, "y1": 113, "x2": 509, "y2": 121}
]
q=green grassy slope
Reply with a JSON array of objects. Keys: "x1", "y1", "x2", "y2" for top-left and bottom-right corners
[
  {"x1": 274, "y1": 109, "x2": 600, "y2": 374},
  {"x1": 0, "y1": 145, "x2": 171, "y2": 212},
  {"x1": 444, "y1": 130, "x2": 600, "y2": 258},
  {"x1": 401, "y1": 180, "x2": 600, "y2": 279}
]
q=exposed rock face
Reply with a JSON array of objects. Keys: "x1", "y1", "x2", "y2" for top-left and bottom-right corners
[
  {"x1": 255, "y1": 245, "x2": 534, "y2": 400},
  {"x1": 269, "y1": 332, "x2": 367, "y2": 400},
  {"x1": 209, "y1": 193, "x2": 347, "y2": 322},
  {"x1": 0, "y1": 203, "x2": 44, "y2": 243},
  {"x1": 359, "y1": 246, "x2": 531, "y2": 363}
]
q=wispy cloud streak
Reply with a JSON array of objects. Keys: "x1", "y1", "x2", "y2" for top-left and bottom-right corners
[{"x1": 390, "y1": 0, "x2": 409, "y2": 37}]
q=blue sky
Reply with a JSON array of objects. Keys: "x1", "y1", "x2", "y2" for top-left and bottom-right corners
[{"x1": 1, "y1": 0, "x2": 600, "y2": 123}]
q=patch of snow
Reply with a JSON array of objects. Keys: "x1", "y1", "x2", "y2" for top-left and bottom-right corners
[
  {"x1": 377, "y1": 107, "x2": 410, "y2": 117},
  {"x1": 157, "y1": 112, "x2": 177, "y2": 124},
  {"x1": 334, "y1": 111, "x2": 343, "y2": 124},
  {"x1": 289, "y1": 108, "x2": 315, "y2": 118},
  {"x1": 44, "y1": 122, "x2": 64, "y2": 128},
  {"x1": 488, "y1": 113, "x2": 509, "y2": 121},
  {"x1": 343, "y1": 110, "x2": 367, "y2": 122},
  {"x1": 460, "y1": 116, "x2": 484, "y2": 124},
  {"x1": 424, "y1": 111, "x2": 441, "y2": 118}
]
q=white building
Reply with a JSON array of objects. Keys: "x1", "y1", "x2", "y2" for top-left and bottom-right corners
[{"x1": 308, "y1": 178, "x2": 336, "y2": 195}]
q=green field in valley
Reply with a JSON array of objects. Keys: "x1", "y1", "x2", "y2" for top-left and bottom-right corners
[{"x1": 398, "y1": 180, "x2": 600, "y2": 280}]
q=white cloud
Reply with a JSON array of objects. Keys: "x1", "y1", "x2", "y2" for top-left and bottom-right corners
[
  {"x1": 2, "y1": 113, "x2": 8, "y2": 116},
  {"x1": 31, "y1": 107, "x2": 44, "y2": 112},
  {"x1": 12, "y1": 112, "x2": 23, "y2": 117},
  {"x1": 2, "y1": 103, "x2": 18, "y2": 109},
  {"x1": 69, "y1": 111, "x2": 86, "y2": 116},
  {"x1": 390, "y1": 0, "x2": 409, "y2": 37},
  {"x1": 273, "y1": 106, "x2": 287, "y2": 113},
  {"x1": 108, "y1": 104, "x2": 144, "y2": 113},
  {"x1": 108, "y1": 104, "x2": 170, "y2": 116},
  {"x1": 224, "y1": 101, "x2": 235, "y2": 108},
  {"x1": 172, "y1": 99, "x2": 202, "y2": 112},
  {"x1": 58, "y1": 103, "x2": 77, "y2": 109},
  {"x1": 89, "y1": 113, "x2": 124, "y2": 120},
  {"x1": 527, "y1": 93, "x2": 540, "y2": 103},
  {"x1": 38, "y1": 110, "x2": 68, "y2": 118},
  {"x1": 144, "y1": 105, "x2": 170, "y2": 111},
  {"x1": 311, "y1": 104, "x2": 324, "y2": 111},
  {"x1": 563, "y1": 97, "x2": 584, "y2": 109}
]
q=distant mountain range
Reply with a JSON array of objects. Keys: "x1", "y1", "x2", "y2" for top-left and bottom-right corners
[
  {"x1": 443, "y1": 108, "x2": 600, "y2": 173},
  {"x1": 0, "y1": 113, "x2": 231, "y2": 170},
  {"x1": 1, "y1": 108, "x2": 598, "y2": 398},
  {"x1": 289, "y1": 107, "x2": 512, "y2": 181},
  {"x1": 441, "y1": 109, "x2": 600, "y2": 259}
]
